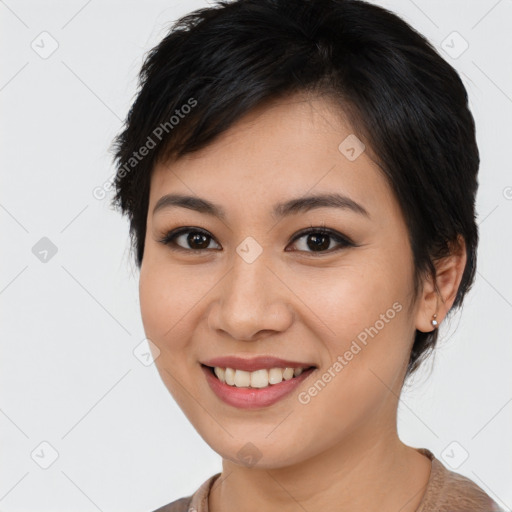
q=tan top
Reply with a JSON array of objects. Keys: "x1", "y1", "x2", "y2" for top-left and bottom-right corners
[{"x1": 153, "y1": 448, "x2": 503, "y2": 512}]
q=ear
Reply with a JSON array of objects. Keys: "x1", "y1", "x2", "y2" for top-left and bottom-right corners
[{"x1": 415, "y1": 235, "x2": 467, "y2": 333}]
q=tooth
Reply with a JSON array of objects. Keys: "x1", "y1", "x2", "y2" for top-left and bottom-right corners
[
  {"x1": 234, "y1": 369, "x2": 251, "y2": 387},
  {"x1": 213, "y1": 366, "x2": 309, "y2": 387},
  {"x1": 251, "y1": 369, "x2": 269, "y2": 388},
  {"x1": 268, "y1": 368, "x2": 283, "y2": 385},
  {"x1": 225, "y1": 367, "x2": 236, "y2": 386},
  {"x1": 283, "y1": 367, "x2": 294, "y2": 380},
  {"x1": 214, "y1": 366, "x2": 225, "y2": 383}
]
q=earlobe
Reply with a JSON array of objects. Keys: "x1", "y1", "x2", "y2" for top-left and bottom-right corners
[
  {"x1": 415, "y1": 270, "x2": 439, "y2": 333},
  {"x1": 415, "y1": 235, "x2": 467, "y2": 333}
]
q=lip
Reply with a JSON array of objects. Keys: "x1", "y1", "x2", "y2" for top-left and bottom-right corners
[
  {"x1": 201, "y1": 356, "x2": 316, "y2": 372},
  {"x1": 201, "y1": 364, "x2": 316, "y2": 409}
]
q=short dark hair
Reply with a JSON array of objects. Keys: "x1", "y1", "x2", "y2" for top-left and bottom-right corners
[{"x1": 111, "y1": 0, "x2": 479, "y2": 378}]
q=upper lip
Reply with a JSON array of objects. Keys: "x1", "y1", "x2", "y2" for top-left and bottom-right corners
[{"x1": 201, "y1": 356, "x2": 316, "y2": 372}]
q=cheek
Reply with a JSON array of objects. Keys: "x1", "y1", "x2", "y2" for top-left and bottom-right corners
[
  {"x1": 293, "y1": 257, "x2": 409, "y2": 339},
  {"x1": 291, "y1": 252, "x2": 413, "y2": 392},
  {"x1": 138, "y1": 256, "x2": 218, "y2": 354},
  {"x1": 138, "y1": 261, "x2": 201, "y2": 406},
  {"x1": 138, "y1": 260, "x2": 186, "y2": 347},
  {"x1": 139, "y1": 264, "x2": 164, "y2": 338}
]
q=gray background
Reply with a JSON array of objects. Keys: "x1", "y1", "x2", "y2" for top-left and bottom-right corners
[{"x1": 1, "y1": 0, "x2": 511, "y2": 511}]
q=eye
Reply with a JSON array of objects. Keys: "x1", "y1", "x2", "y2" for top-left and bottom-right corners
[
  {"x1": 286, "y1": 226, "x2": 354, "y2": 255},
  {"x1": 159, "y1": 227, "x2": 221, "y2": 253},
  {"x1": 159, "y1": 225, "x2": 355, "y2": 255}
]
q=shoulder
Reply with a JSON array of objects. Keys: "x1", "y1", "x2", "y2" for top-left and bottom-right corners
[
  {"x1": 417, "y1": 448, "x2": 503, "y2": 512},
  {"x1": 151, "y1": 496, "x2": 193, "y2": 512},
  {"x1": 432, "y1": 461, "x2": 503, "y2": 511},
  {"x1": 150, "y1": 473, "x2": 221, "y2": 512}
]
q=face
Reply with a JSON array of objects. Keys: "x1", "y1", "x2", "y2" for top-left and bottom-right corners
[{"x1": 139, "y1": 94, "x2": 422, "y2": 469}]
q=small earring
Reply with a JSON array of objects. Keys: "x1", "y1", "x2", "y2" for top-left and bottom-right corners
[{"x1": 431, "y1": 314, "x2": 438, "y2": 329}]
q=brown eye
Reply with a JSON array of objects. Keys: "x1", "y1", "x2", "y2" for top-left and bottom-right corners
[
  {"x1": 159, "y1": 227, "x2": 221, "y2": 252},
  {"x1": 287, "y1": 227, "x2": 354, "y2": 255},
  {"x1": 159, "y1": 225, "x2": 354, "y2": 255}
]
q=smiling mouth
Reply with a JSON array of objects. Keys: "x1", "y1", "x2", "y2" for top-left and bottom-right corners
[{"x1": 201, "y1": 364, "x2": 316, "y2": 389}]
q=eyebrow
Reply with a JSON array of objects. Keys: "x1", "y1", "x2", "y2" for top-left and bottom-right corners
[{"x1": 152, "y1": 192, "x2": 370, "y2": 220}]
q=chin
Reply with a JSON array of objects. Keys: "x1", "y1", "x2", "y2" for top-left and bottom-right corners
[{"x1": 202, "y1": 432, "x2": 310, "y2": 470}]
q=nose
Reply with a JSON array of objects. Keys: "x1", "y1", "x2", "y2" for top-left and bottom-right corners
[{"x1": 207, "y1": 252, "x2": 294, "y2": 341}]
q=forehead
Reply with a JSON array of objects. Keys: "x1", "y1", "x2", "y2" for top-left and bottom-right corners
[{"x1": 149, "y1": 94, "x2": 397, "y2": 222}]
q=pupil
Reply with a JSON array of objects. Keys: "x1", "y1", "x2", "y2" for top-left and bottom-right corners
[
  {"x1": 308, "y1": 233, "x2": 329, "y2": 251},
  {"x1": 188, "y1": 232, "x2": 209, "y2": 249}
]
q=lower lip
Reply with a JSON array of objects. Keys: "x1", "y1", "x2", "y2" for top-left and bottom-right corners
[{"x1": 201, "y1": 365, "x2": 316, "y2": 409}]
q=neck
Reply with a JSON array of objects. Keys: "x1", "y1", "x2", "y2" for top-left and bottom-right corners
[{"x1": 208, "y1": 424, "x2": 431, "y2": 512}]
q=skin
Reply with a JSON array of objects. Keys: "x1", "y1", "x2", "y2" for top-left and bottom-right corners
[{"x1": 139, "y1": 92, "x2": 467, "y2": 512}]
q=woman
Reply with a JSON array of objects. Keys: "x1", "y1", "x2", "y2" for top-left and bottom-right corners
[{"x1": 111, "y1": 0, "x2": 503, "y2": 510}]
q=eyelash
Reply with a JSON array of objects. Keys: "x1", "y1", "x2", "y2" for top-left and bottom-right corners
[{"x1": 158, "y1": 224, "x2": 356, "y2": 256}]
